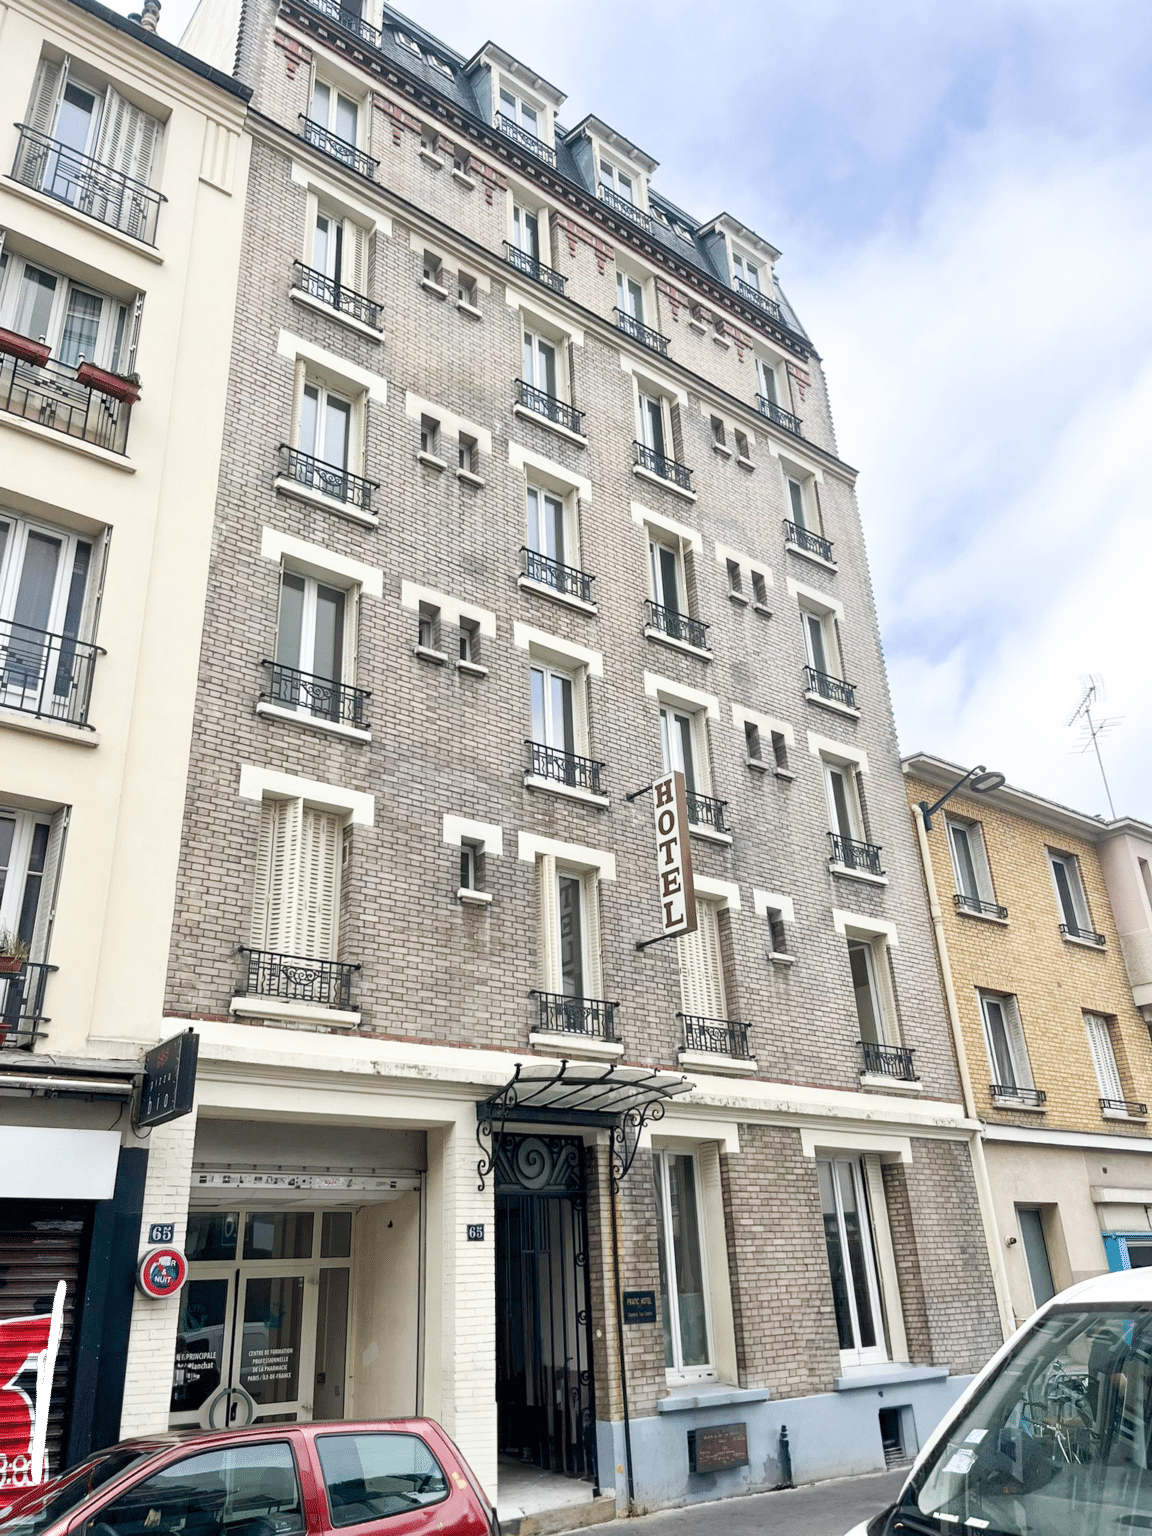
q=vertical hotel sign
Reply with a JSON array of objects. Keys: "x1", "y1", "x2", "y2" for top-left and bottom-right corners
[{"x1": 651, "y1": 771, "x2": 697, "y2": 939}]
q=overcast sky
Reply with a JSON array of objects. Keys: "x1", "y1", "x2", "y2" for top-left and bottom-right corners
[{"x1": 143, "y1": 0, "x2": 1152, "y2": 821}]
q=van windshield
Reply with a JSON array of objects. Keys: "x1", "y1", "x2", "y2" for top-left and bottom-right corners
[{"x1": 900, "y1": 1305, "x2": 1152, "y2": 1535}]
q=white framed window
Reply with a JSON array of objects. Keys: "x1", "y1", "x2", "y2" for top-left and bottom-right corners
[
  {"x1": 530, "y1": 661, "x2": 577, "y2": 756},
  {"x1": 299, "y1": 378, "x2": 352, "y2": 471},
  {"x1": 653, "y1": 1149, "x2": 714, "y2": 1381},
  {"x1": 273, "y1": 566, "x2": 357, "y2": 717},
  {"x1": 0, "y1": 807, "x2": 56, "y2": 957},
  {"x1": 818, "y1": 1157, "x2": 888, "y2": 1368},
  {"x1": 979, "y1": 991, "x2": 1035, "y2": 1098},
  {"x1": 20, "y1": 54, "x2": 163, "y2": 198},
  {"x1": 522, "y1": 327, "x2": 559, "y2": 398},
  {"x1": 677, "y1": 898, "x2": 726, "y2": 1021},
  {"x1": 310, "y1": 77, "x2": 359, "y2": 147},
  {"x1": 458, "y1": 841, "x2": 478, "y2": 892},
  {"x1": 251, "y1": 795, "x2": 345, "y2": 961},
  {"x1": 800, "y1": 601, "x2": 842, "y2": 680},
  {"x1": 617, "y1": 270, "x2": 645, "y2": 324},
  {"x1": 1084, "y1": 1012, "x2": 1126, "y2": 1108},
  {"x1": 638, "y1": 390, "x2": 669, "y2": 459},
  {"x1": 847, "y1": 937, "x2": 892, "y2": 1047},
  {"x1": 756, "y1": 356, "x2": 779, "y2": 405},
  {"x1": 1048, "y1": 849, "x2": 1095, "y2": 938},
  {"x1": 661, "y1": 706, "x2": 709, "y2": 801},
  {"x1": 0, "y1": 508, "x2": 101, "y2": 717},
  {"x1": 306, "y1": 202, "x2": 369, "y2": 296},
  {"x1": 535, "y1": 854, "x2": 603, "y2": 1001},
  {"x1": 947, "y1": 818, "x2": 999, "y2": 912},
  {"x1": 512, "y1": 201, "x2": 541, "y2": 261},
  {"x1": 649, "y1": 535, "x2": 687, "y2": 615},
  {"x1": 0, "y1": 250, "x2": 135, "y2": 372},
  {"x1": 599, "y1": 158, "x2": 635, "y2": 204},
  {"x1": 786, "y1": 473, "x2": 812, "y2": 530},
  {"x1": 526, "y1": 483, "x2": 575, "y2": 569},
  {"x1": 825, "y1": 760, "x2": 866, "y2": 844},
  {"x1": 498, "y1": 85, "x2": 541, "y2": 139},
  {"x1": 731, "y1": 251, "x2": 760, "y2": 291}
]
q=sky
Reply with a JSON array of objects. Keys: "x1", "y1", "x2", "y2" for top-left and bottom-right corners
[{"x1": 139, "y1": 0, "x2": 1152, "y2": 821}]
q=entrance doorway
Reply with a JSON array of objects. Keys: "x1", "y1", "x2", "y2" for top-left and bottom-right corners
[
  {"x1": 494, "y1": 1134, "x2": 597, "y2": 1488},
  {"x1": 169, "y1": 1208, "x2": 351, "y2": 1429}
]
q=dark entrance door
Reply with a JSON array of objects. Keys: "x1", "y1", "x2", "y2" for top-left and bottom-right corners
[{"x1": 495, "y1": 1134, "x2": 598, "y2": 1488}]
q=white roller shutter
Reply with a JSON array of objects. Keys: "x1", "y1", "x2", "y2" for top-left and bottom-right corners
[
  {"x1": 299, "y1": 807, "x2": 341, "y2": 959},
  {"x1": 678, "y1": 900, "x2": 726, "y2": 1019},
  {"x1": 1085, "y1": 1013, "x2": 1123, "y2": 1102},
  {"x1": 538, "y1": 854, "x2": 559, "y2": 992}
]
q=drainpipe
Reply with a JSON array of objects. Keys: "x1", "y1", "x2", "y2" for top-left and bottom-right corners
[
  {"x1": 911, "y1": 802, "x2": 1015, "y2": 1341},
  {"x1": 609, "y1": 1179, "x2": 635, "y2": 1512}
]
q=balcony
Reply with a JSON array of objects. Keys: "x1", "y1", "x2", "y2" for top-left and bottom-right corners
[
  {"x1": 0, "y1": 350, "x2": 132, "y2": 453},
  {"x1": 11, "y1": 124, "x2": 165, "y2": 244},
  {"x1": 496, "y1": 113, "x2": 556, "y2": 167},
  {"x1": 733, "y1": 277, "x2": 783, "y2": 324},
  {"x1": 804, "y1": 666, "x2": 858, "y2": 711},
  {"x1": 784, "y1": 520, "x2": 834, "y2": 564},
  {"x1": 861, "y1": 1040, "x2": 919, "y2": 1082},
  {"x1": 681, "y1": 1014, "x2": 749, "y2": 1058},
  {"x1": 643, "y1": 599, "x2": 708, "y2": 652},
  {"x1": 298, "y1": 116, "x2": 378, "y2": 179},
  {"x1": 300, "y1": 0, "x2": 382, "y2": 46},
  {"x1": 514, "y1": 379, "x2": 584, "y2": 436},
  {"x1": 525, "y1": 740, "x2": 606, "y2": 797},
  {"x1": 503, "y1": 242, "x2": 565, "y2": 295},
  {"x1": 757, "y1": 396, "x2": 803, "y2": 435},
  {"x1": 276, "y1": 444, "x2": 378, "y2": 514},
  {"x1": 598, "y1": 185, "x2": 652, "y2": 234},
  {"x1": 291, "y1": 260, "x2": 382, "y2": 330},
  {"x1": 633, "y1": 441, "x2": 693, "y2": 493},
  {"x1": 532, "y1": 990, "x2": 618, "y2": 1041},
  {"x1": 954, "y1": 893, "x2": 1008, "y2": 920},
  {"x1": 260, "y1": 660, "x2": 371, "y2": 731},
  {"x1": 520, "y1": 547, "x2": 596, "y2": 606},
  {"x1": 615, "y1": 310, "x2": 669, "y2": 357},
  {"x1": 0, "y1": 619, "x2": 103, "y2": 729},
  {"x1": 686, "y1": 790, "x2": 728, "y2": 835},
  {"x1": 1060, "y1": 922, "x2": 1106, "y2": 947},
  {"x1": 236, "y1": 947, "x2": 359, "y2": 1011},
  {"x1": 828, "y1": 832, "x2": 885, "y2": 877},
  {"x1": 1101, "y1": 1097, "x2": 1148, "y2": 1117},
  {"x1": 0, "y1": 962, "x2": 55, "y2": 1049},
  {"x1": 991, "y1": 1084, "x2": 1046, "y2": 1109}
]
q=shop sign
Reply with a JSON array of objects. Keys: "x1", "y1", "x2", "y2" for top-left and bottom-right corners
[
  {"x1": 688, "y1": 1421, "x2": 749, "y2": 1474},
  {"x1": 137, "y1": 1247, "x2": 189, "y2": 1299},
  {"x1": 138, "y1": 1029, "x2": 199, "y2": 1129},
  {"x1": 649, "y1": 772, "x2": 696, "y2": 940},
  {"x1": 622, "y1": 1290, "x2": 657, "y2": 1324},
  {"x1": 0, "y1": 1280, "x2": 65, "y2": 1487}
]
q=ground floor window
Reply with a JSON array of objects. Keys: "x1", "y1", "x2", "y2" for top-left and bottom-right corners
[
  {"x1": 652, "y1": 1149, "x2": 714, "y2": 1380},
  {"x1": 818, "y1": 1157, "x2": 887, "y2": 1367}
]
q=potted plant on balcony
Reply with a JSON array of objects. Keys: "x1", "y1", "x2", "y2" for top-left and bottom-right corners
[
  {"x1": 0, "y1": 327, "x2": 51, "y2": 368},
  {"x1": 0, "y1": 931, "x2": 29, "y2": 975},
  {"x1": 75, "y1": 362, "x2": 142, "y2": 405}
]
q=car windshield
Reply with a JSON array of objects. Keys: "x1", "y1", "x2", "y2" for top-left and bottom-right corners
[
  {"x1": 0, "y1": 1447, "x2": 156, "y2": 1536},
  {"x1": 900, "y1": 1305, "x2": 1152, "y2": 1535}
]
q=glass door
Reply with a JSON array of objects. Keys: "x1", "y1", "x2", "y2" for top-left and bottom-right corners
[{"x1": 236, "y1": 1269, "x2": 314, "y2": 1422}]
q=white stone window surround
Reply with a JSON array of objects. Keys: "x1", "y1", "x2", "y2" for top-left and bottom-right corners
[
  {"x1": 276, "y1": 330, "x2": 387, "y2": 404},
  {"x1": 516, "y1": 832, "x2": 616, "y2": 881},
  {"x1": 406, "y1": 230, "x2": 492, "y2": 292},
  {"x1": 504, "y1": 285, "x2": 585, "y2": 348},
  {"x1": 237, "y1": 765, "x2": 374, "y2": 825},
  {"x1": 693, "y1": 875, "x2": 740, "y2": 910},
  {"x1": 631, "y1": 502, "x2": 703, "y2": 554},
  {"x1": 832, "y1": 909, "x2": 899, "y2": 946},
  {"x1": 619, "y1": 352, "x2": 689, "y2": 410},
  {"x1": 769, "y1": 442, "x2": 827, "y2": 482},
  {"x1": 400, "y1": 581, "x2": 496, "y2": 638},
  {"x1": 259, "y1": 528, "x2": 384, "y2": 597},
  {"x1": 644, "y1": 672, "x2": 719, "y2": 719},
  {"x1": 807, "y1": 732, "x2": 869, "y2": 773},
  {"x1": 754, "y1": 890, "x2": 796, "y2": 925},
  {"x1": 787, "y1": 576, "x2": 845, "y2": 624},
  {"x1": 700, "y1": 401, "x2": 757, "y2": 452},
  {"x1": 732, "y1": 705, "x2": 794, "y2": 747},
  {"x1": 716, "y1": 542, "x2": 773, "y2": 596},
  {"x1": 404, "y1": 393, "x2": 492, "y2": 456},
  {"x1": 442, "y1": 815, "x2": 503, "y2": 857},
  {"x1": 513, "y1": 622, "x2": 603, "y2": 677},
  {"x1": 290, "y1": 161, "x2": 392, "y2": 236},
  {"x1": 509, "y1": 444, "x2": 592, "y2": 503}
]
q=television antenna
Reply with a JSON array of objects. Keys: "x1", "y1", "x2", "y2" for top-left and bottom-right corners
[{"x1": 1068, "y1": 674, "x2": 1121, "y2": 819}]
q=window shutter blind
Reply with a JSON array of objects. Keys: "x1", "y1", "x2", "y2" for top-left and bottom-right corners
[
  {"x1": 252, "y1": 797, "x2": 303, "y2": 951},
  {"x1": 28, "y1": 807, "x2": 69, "y2": 964},
  {"x1": 27, "y1": 56, "x2": 65, "y2": 138},
  {"x1": 1005, "y1": 999, "x2": 1035, "y2": 1091},
  {"x1": 570, "y1": 670, "x2": 590, "y2": 756},
  {"x1": 1085, "y1": 1014, "x2": 1123, "y2": 1101},
  {"x1": 298, "y1": 807, "x2": 341, "y2": 959},
  {"x1": 678, "y1": 900, "x2": 725, "y2": 1019},
  {"x1": 538, "y1": 854, "x2": 559, "y2": 991},
  {"x1": 347, "y1": 393, "x2": 366, "y2": 478},
  {"x1": 252, "y1": 797, "x2": 281, "y2": 947},
  {"x1": 582, "y1": 875, "x2": 603, "y2": 999},
  {"x1": 342, "y1": 219, "x2": 368, "y2": 293},
  {"x1": 290, "y1": 358, "x2": 307, "y2": 449},
  {"x1": 94, "y1": 89, "x2": 160, "y2": 185}
]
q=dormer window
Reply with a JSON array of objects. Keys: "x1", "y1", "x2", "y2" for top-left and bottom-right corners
[
  {"x1": 732, "y1": 252, "x2": 761, "y2": 293},
  {"x1": 599, "y1": 160, "x2": 634, "y2": 205},
  {"x1": 499, "y1": 86, "x2": 539, "y2": 139}
]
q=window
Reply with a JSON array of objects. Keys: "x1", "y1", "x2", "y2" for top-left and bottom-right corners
[
  {"x1": 419, "y1": 414, "x2": 440, "y2": 458},
  {"x1": 766, "y1": 907, "x2": 788, "y2": 957},
  {"x1": 801, "y1": 602, "x2": 839, "y2": 679},
  {"x1": 733, "y1": 430, "x2": 750, "y2": 463},
  {"x1": 416, "y1": 602, "x2": 439, "y2": 653},
  {"x1": 310, "y1": 78, "x2": 359, "y2": 147},
  {"x1": 756, "y1": 356, "x2": 779, "y2": 403},
  {"x1": 308, "y1": 205, "x2": 368, "y2": 297},
  {"x1": 825, "y1": 760, "x2": 865, "y2": 843},
  {"x1": 1084, "y1": 1012, "x2": 1127, "y2": 1109},
  {"x1": 94, "y1": 1441, "x2": 304, "y2": 1536},
  {"x1": 536, "y1": 854, "x2": 604, "y2": 1001},
  {"x1": 422, "y1": 250, "x2": 443, "y2": 287},
  {"x1": 457, "y1": 433, "x2": 478, "y2": 474},
  {"x1": 499, "y1": 86, "x2": 541, "y2": 139},
  {"x1": 522, "y1": 328, "x2": 558, "y2": 398},
  {"x1": 317, "y1": 1433, "x2": 448, "y2": 1527},
  {"x1": 600, "y1": 159, "x2": 635, "y2": 204},
  {"x1": 732, "y1": 251, "x2": 760, "y2": 291},
  {"x1": 638, "y1": 390, "x2": 668, "y2": 459},
  {"x1": 677, "y1": 898, "x2": 725, "y2": 1019},
  {"x1": 725, "y1": 559, "x2": 743, "y2": 598},
  {"x1": 526, "y1": 484, "x2": 570, "y2": 569},
  {"x1": 457, "y1": 271, "x2": 477, "y2": 307},
  {"x1": 0, "y1": 808, "x2": 55, "y2": 956},
  {"x1": 751, "y1": 570, "x2": 770, "y2": 609},
  {"x1": 512, "y1": 202, "x2": 540, "y2": 261},
  {"x1": 0, "y1": 509, "x2": 98, "y2": 711},
  {"x1": 661, "y1": 706, "x2": 707, "y2": 801},
  {"x1": 458, "y1": 618, "x2": 480, "y2": 665},
  {"x1": 252, "y1": 796, "x2": 344, "y2": 960},
  {"x1": 0, "y1": 250, "x2": 135, "y2": 372},
  {"x1": 979, "y1": 991, "x2": 1035, "y2": 1097},
  {"x1": 710, "y1": 416, "x2": 726, "y2": 449},
  {"x1": 771, "y1": 730, "x2": 789, "y2": 771},
  {"x1": 274, "y1": 569, "x2": 352, "y2": 716},
  {"x1": 786, "y1": 475, "x2": 810, "y2": 530},
  {"x1": 458, "y1": 842, "x2": 478, "y2": 892},
  {"x1": 649, "y1": 535, "x2": 686, "y2": 616},
  {"x1": 1049, "y1": 849, "x2": 1096, "y2": 939},
  {"x1": 617, "y1": 270, "x2": 645, "y2": 323},
  {"x1": 744, "y1": 721, "x2": 761, "y2": 762},
  {"x1": 297, "y1": 377, "x2": 352, "y2": 479},
  {"x1": 531, "y1": 662, "x2": 577, "y2": 757},
  {"x1": 818, "y1": 1157, "x2": 887, "y2": 1367},
  {"x1": 848, "y1": 937, "x2": 889, "y2": 1047},
  {"x1": 653, "y1": 1150, "x2": 713, "y2": 1379},
  {"x1": 947, "y1": 819, "x2": 1000, "y2": 914}
]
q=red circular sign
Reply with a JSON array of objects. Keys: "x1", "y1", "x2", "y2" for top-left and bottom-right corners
[{"x1": 136, "y1": 1246, "x2": 188, "y2": 1299}]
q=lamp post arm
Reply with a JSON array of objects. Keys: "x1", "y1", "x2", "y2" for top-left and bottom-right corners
[{"x1": 920, "y1": 765, "x2": 987, "y2": 832}]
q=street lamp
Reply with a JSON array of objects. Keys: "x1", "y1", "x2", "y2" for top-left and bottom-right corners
[{"x1": 919, "y1": 764, "x2": 1006, "y2": 832}]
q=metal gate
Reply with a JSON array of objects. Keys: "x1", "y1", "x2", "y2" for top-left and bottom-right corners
[{"x1": 495, "y1": 1134, "x2": 598, "y2": 1487}]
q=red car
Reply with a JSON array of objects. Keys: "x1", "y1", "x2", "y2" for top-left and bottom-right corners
[{"x1": 0, "y1": 1419, "x2": 499, "y2": 1536}]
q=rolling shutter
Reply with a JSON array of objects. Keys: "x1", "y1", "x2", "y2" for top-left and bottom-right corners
[
  {"x1": 252, "y1": 799, "x2": 340, "y2": 959},
  {"x1": 1085, "y1": 1013, "x2": 1123, "y2": 1102},
  {"x1": 677, "y1": 900, "x2": 725, "y2": 1019},
  {"x1": 299, "y1": 807, "x2": 341, "y2": 959}
]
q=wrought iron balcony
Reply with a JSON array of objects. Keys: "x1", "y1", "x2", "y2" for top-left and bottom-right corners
[
  {"x1": 828, "y1": 832, "x2": 885, "y2": 877},
  {"x1": 861, "y1": 1040, "x2": 919, "y2": 1082},
  {"x1": 804, "y1": 666, "x2": 857, "y2": 710},
  {"x1": 757, "y1": 396, "x2": 803, "y2": 435},
  {"x1": 598, "y1": 185, "x2": 652, "y2": 233},
  {"x1": 514, "y1": 379, "x2": 584, "y2": 435},
  {"x1": 0, "y1": 350, "x2": 132, "y2": 453},
  {"x1": 0, "y1": 962, "x2": 56, "y2": 1049},
  {"x1": 291, "y1": 261, "x2": 382, "y2": 330},
  {"x1": 300, "y1": 0, "x2": 381, "y2": 45},
  {"x1": 633, "y1": 441, "x2": 693, "y2": 492},
  {"x1": 954, "y1": 893, "x2": 1009, "y2": 920},
  {"x1": 503, "y1": 242, "x2": 565, "y2": 294},
  {"x1": 260, "y1": 660, "x2": 370, "y2": 730},
  {"x1": 1101, "y1": 1097, "x2": 1148, "y2": 1117},
  {"x1": 643, "y1": 599, "x2": 708, "y2": 651},
  {"x1": 615, "y1": 310, "x2": 669, "y2": 356},
  {"x1": 532, "y1": 990, "x2": 618, "y2": 1040},
  {"x1": 990, "y1": 1084, "x2": 1046, "y2": 1108},
  {"x1": 12, "y1": 124, "x2": 165, "y2": 243},
  {"x1": 496, "y1": 113, "x2": 556, "y2": 167},
  {"x1": 681, "y1": 1014, "x2": 749, "y2": 1058},
  {"x1": 733, "y1": 277, "x2": 783, "y2": 323},
  {"x1": 298, "y1": 116, "x2": 378, "y2": 178},
  {"x1": 236, "y1": 947, "x2": 359, "y2": 1010},
  {"x1": 784, "y1": 520, "x2": 834, "y2": 563},
  {"x1": 0, "y1": 618, "x2": 103, "y2": 728},
  {"x1": 520, "y1": 547, "x2": 596, "y2": 605},
  {"x1": 1060, "y1": 922, "x2": 1106, "y2": 946},
  {"x1": 525, "y1": 740, "x2": 605, "y2": 796},
  {"x1": 686, "y1": 791, "x2": 728, "y2": 835},
  {"x1": 276, "y1": 444, "x2": 378, "y2": 513}
]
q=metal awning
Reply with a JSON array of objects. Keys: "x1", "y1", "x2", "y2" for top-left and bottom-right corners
[{"x1": 476, "y1": 1060, "x2": 693, "y2": 1190}]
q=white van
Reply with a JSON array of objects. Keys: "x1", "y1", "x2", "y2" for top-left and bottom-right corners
[{"x1": 846, "y1": 1266, "x2": 1152, "y2": 1535}]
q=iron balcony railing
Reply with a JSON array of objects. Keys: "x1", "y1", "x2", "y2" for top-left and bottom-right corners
[
  {"x1": 12, "y1": 123, "x2": 165, "y2": 243},
  {"x1": 954, "y1": 893, "x2": 1009, "y2": 920},
  {"x1": 532, "y1": 990, "x2": 618, "y2": 1041},
  {"x1": 496, "y1": 113, "x2": 556, "y2": 167},
  {"x1": 261, "y1": 660, "x2": 371, "y2": 730},
  {"x1": 236, "y1": 947, "x2": 360, "y2": 1010},
  {"x1": 0, "y1": 962, "x2": 56, "y2": 1049},
  {"x1": 298, "y1": 116, "x2": 378, "y2": 178},
  {"x1": 643, "y1": 599, "x2": 708, "y2": 651},
  {"x1": 0, "y1": 618, "x2": 103, "y2": 728},
  {"x1": 757, "y1": 396, "x2": 803, "y2": 435},
  {"x1": 733, "y1": 277, "x2": 783, "y2": 323},
  {"x1": 291, "y1": 260, "x2": 382, "y2": 330},
  {"x1": 615, "y1": 309, "x2": 669, "y2": 357},
  {"x1": 525, "y1": 740, "x2": 605, "y2": 796},
  {"x1": 680, "y1": 1014, "x2": 750, "y2": 1058},
  {"x1": 686, "y1": 791, "x2": 728, "y2": 835},
  {"x1": 520, "y1": 547, "x2": 596, "y2": 606},
  {"x1": 633, "y1": 441, "x2": 693, "y2": 492},
  {"x1": 0, "y1": 350, "x2": 131, "y2": 453},
  {"x1": 503, "y1": 242, "x2": 565, "y2": 294},
  {"x1": 804, "y1": 666, "x2": 858, "y2": 710},
  {"x1": 514, "y1": 379, "x2": 584, "y2": 435},
  {"x1": 300, "y1": 0, "x2": 382, "y2": 45},
  {"x1": 861, "y1": 1040, "x2": 919, "y2": 1082},
  {"x1": 990, "y1": 1084, "x2": 1046, "y2": 1107},
  {"x1": 1101, "y1": 1097, "x2": 1148, "y2": 1116},
  {"x1": 276, "y1": 444, "x2": 378, "y2": 513},
  {"x1": 828, "y1": 832, "x2": 885, "y2": 877},
  {"x1": 784, "y1": 520, "x2": 834, "y2": 563},
  {"x1": 598, "y1": 184, "x2": 652, "y2": 233},
  {"x1": 1060, "y1": 922, "x2": 1106, "y2": 946}
]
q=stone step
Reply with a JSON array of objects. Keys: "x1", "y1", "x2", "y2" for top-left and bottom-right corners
[{"x1": 501, "y1": 1492, "x2": 617, "y2": 1536}]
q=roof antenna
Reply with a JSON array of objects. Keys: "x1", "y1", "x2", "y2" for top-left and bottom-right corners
[{"x1": 1068, "y1": 674, "x2": 1121, "y2": 819}]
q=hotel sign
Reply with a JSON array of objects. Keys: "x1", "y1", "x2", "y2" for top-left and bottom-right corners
[{"x1": 651, "y1": 771, "x2": 696, "y2": 940}]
